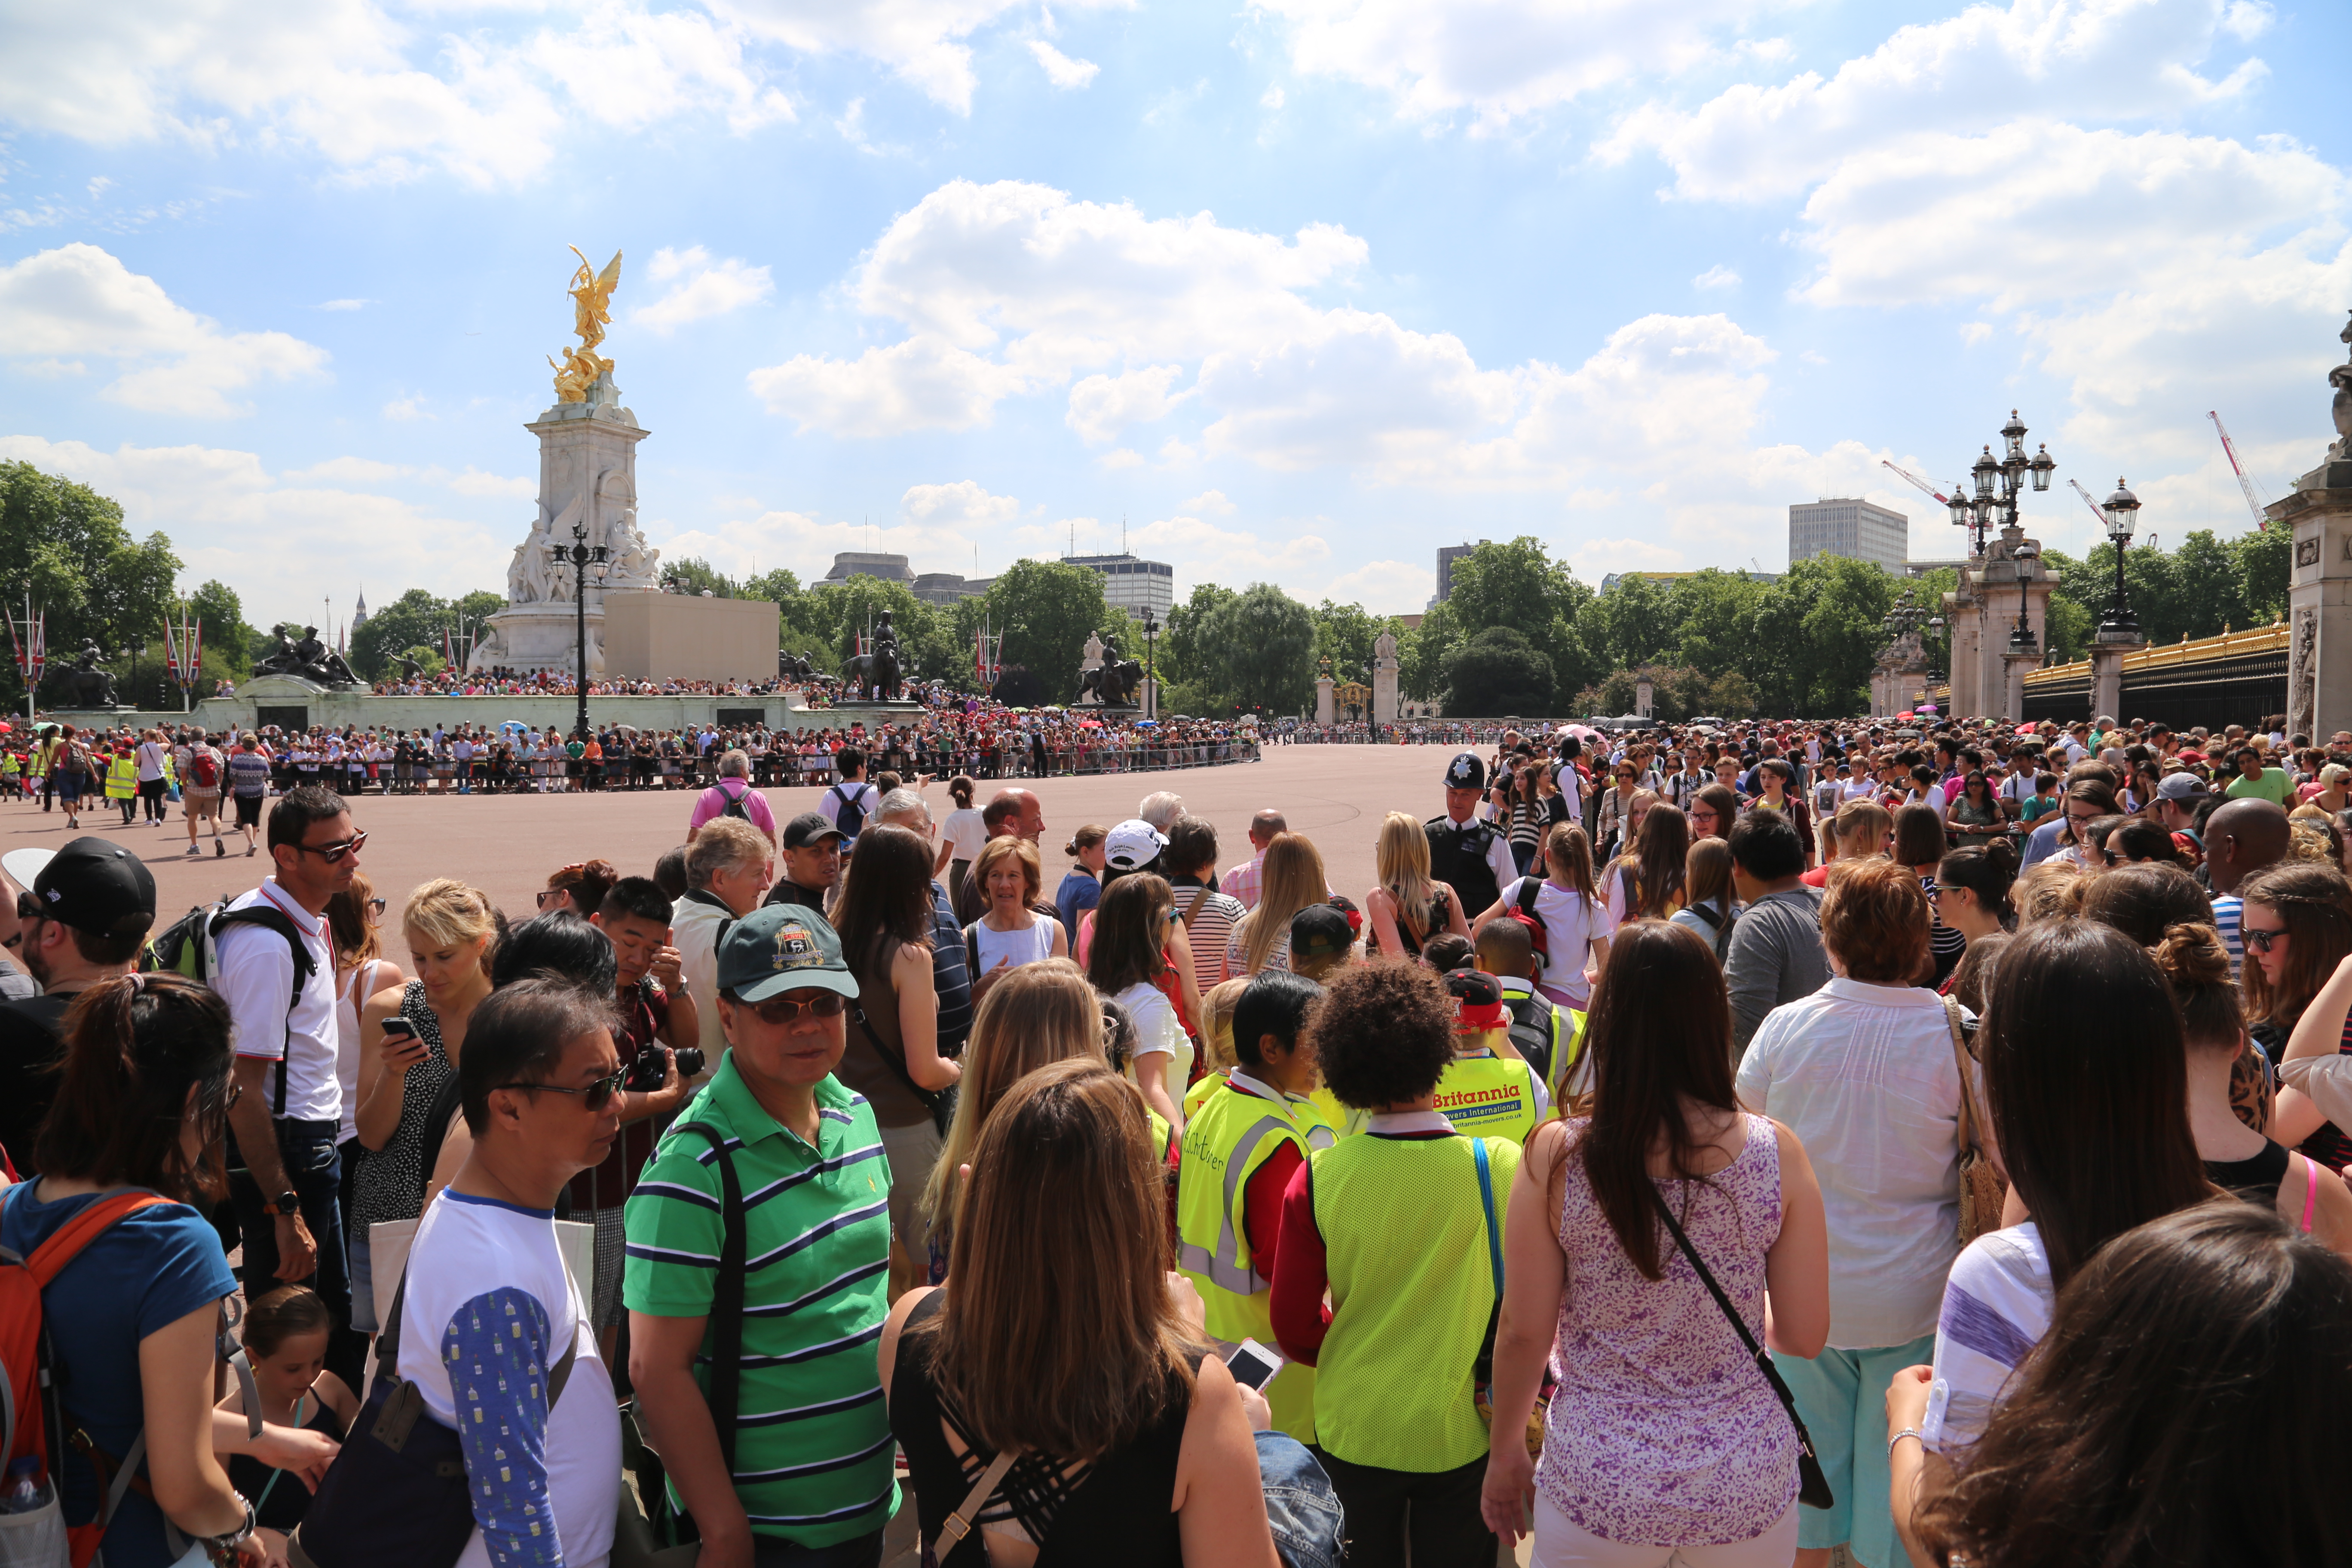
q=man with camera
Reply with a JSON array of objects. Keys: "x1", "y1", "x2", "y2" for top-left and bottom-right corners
[{"x1": 574, "y1": 875, "x2": 702, "y2": 1356}]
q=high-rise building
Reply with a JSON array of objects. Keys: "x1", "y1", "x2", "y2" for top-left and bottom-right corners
[
  {"x1": 1433, "y1": 541, "x2": 1485, "y2": 606},
  {"x1": 1061, "y1": 553, "x2": 1174, "y2": 618},
  {"x1": 821, "y1": 551, "x2": 914, "y2": 585},
  {"x1": 1788, "y1": 499, "x2": 1909, "y2": 573}
]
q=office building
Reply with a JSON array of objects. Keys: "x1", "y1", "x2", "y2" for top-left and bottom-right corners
[
  {"x1": 1061, "y1": 553, "x2": 1175, "y2": 618},
  {"x1": 1788, "y1": 499, "x2": 1909, "y2": 573},
  {"x1": 820, "y1": 552, "x2": 914, "y2": 585},
  {"x1": 910, "y1": 572, "x2": 991, "y2": 606},
  {"x1": 1432, "y1": 541, "x2": 1484, "y2": 607}
]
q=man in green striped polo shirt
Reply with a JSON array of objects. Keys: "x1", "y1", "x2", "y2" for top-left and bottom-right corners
[{"x1": 626, "y1": 903, "x2": 900, "y2": 1566}]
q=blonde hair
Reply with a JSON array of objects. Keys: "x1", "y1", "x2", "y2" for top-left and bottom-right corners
[
  {"x1": 687, "y1": 818, "x2": 771, "y2": 889},
  {"x1": 921, "y1": 959, "x2": 1103, "y2": 1243},
  {"x1": 1197, "y1": 976, "x2": 1252, "y2": 1072},
  {"x1": 1234, "y1": 832, "x2": 1326, "y2": 976},
  {"x1": 402, "y1": 879, "x2": 497, "y2": 959},
  {"x1": 972, "y1": 835, "x2": 1042, "y2": 904},
  {"x1": 1375, "y1": 811, "x2": 1440, "y2": 946},
  {"x1": 2014, "y1": 861, "x2": 2086, "y2": 926}
]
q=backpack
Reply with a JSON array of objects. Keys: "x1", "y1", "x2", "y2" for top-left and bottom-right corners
[
  {"x1": 827, "y1": 781, "x2": 870, "y2": 843},
  {"x1": 189, "y1": 749, "x2": 220, "y2": 790},
  {"x1": 716, "y1": 780, "x2": 753, "y2": 822},
  {"x1": 1509, "y1": 879, "x2": 1553, "y2": 975},
  {"x1": 145, "y1": 900, "x2": 316, "y2": 1117}
]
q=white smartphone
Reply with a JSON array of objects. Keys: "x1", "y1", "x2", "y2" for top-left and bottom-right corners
[{"x1": 1225, "y1": 1338, "x2": 1284, "y2": 1391}]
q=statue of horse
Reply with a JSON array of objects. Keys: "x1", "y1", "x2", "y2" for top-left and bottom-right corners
[
  {"x1": 1078, "y1": 658, "x2": 1145, "y2": 707},
  {"x1": 842, "y1": 641, "x2": 903, "y2": 702}
]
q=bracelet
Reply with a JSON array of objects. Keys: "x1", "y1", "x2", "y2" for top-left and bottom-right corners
[
  {"x1": 1887, "y1": 1427, "x2": 1926, "y2": 1459},
  {"x1": 198, "y1": 1496, "x2": 257, "y2": 1567}
]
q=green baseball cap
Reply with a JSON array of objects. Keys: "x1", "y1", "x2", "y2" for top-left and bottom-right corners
[{"x1": 717, "y1": 904, "x2": 862, "y2": 1004}]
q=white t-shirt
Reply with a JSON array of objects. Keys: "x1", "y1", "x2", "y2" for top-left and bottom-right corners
[
  {"x1": 1498, "y1": 876, "x2": 1614, "y2": 1007},
  {"x1": 1920, "y1": 1222, "x2": 2054, "y2": 1454},
  {"x1": 216, "y1": 880, "x2": 342, "y2": 1125},
  {"x1": 822, "y1": 781, "x2": 879, "y2": 842},
  {"x1": 396, "y1": 1190, "x2": 619, "y2": 1568},
  {"x1": 940, "y1": 808, "x2": 988, "y2": 862},
  {"x1": 1116, "y1": 982, "x2": 1194, "y2": 1117}
]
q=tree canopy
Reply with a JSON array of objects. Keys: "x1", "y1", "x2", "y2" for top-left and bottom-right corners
[{"x1": 0, "y1": 462, "x2": 180, "y2": 710}]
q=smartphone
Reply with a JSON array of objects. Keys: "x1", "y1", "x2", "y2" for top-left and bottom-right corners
[
  {"x1": 380, "y1": 1018, "x2": 424, "y2": 1059},
  {"x1": 1225, "y1": 1338, "x2": 1283, "y2": 1392}
]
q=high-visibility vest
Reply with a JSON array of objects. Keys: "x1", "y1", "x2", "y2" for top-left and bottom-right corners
[
  {"x1": 1175, "y1": 1081, "x2": 1317, "y2": 1442},
  {"x1": 104, "y1": 755, "x2": 137, "y2": 800},
  {"x1": 1309, "y1": 1130, "x2": 1520, "y2": 1471},
  {"x1": 1191, "y1": 1068, "x2": 1340, "y2": 1150},
  {"x1": 1550, "y1": 1006, "x2": 1591, "y2": 1104},
  {"x1": 1431, "y1": 1052, "x2": 1540, "y2": 1146}
]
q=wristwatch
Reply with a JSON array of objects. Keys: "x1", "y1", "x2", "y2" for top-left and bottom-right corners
[{"x1": 263, "y1": 1191, "x2": 300, "y2": 1217}]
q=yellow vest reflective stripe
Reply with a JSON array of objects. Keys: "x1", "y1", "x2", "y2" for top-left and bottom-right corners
[
  {"x1": 104, "y1": 757, "x2": 136, "y2": 798},
  {"x1": 1550, "y1": 1008, "x2": 1590, "y2": 1104},
  {"x1": 1432, "y1": 1053, "x2": 1538, "y2": 1145},
  {"x1": 1176, "y1": 1086, "x2": 1302, "y2": 1304}
]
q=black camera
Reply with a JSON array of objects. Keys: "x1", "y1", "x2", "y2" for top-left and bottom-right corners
[{"x1": 625, "y1": 1045, "x2": 704, "y2": 1092}]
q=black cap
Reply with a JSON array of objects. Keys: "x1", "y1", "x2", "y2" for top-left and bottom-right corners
[
  {"x1": 22, "y1": 837, "x2": 157, "y2": 941},
  {"x1": 781, "y1": 812, "x2": 846, "y2": 851},
  {"x1": 1444, "y1": 751, "x2": 1486, "y2": 791},
  {"x1": 1289, "y1": 903, "x2": 1353, "y2": 962}
]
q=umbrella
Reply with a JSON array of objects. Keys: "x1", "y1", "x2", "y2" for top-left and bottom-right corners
[
  {"x1": 1133, "y1": 719, "x2": 1158, "y2": 727},
  {"x1": 1897, "y1": 710, "x2": 1914, "y2": 720},
  {"x1": 2016, "y1": 722, "x2": 2037, "y2": 736},
  {"x1": 1079, "y1": 719, "x2": 1103, "y2": 729},
  {"x1": 1917, "y1": 703, "x2": 1939, "y2": 714}
]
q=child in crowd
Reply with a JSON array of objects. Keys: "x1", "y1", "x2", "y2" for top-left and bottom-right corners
[{"x1": 215, "y1": 1286, "x2": 359, "y2": 1535}]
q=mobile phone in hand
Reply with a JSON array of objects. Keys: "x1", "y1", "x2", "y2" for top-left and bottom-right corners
[{"x1": 1225, "y1": 1338, "x2": 1283, "y2": 1391}]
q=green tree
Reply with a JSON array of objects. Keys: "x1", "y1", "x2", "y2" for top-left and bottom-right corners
[
  {"x1": 1159, "y1": 583, "x2": 1236, "y2": 693},
  {"x1": 1666, "y1": 570, "x2": 1770, "y2": 677},
  {"x1": 1586, "y1": 574, "x2": 1679, "y2": 670},
  {"x1": 1443, "y1": 537, "x2": 1596, "y2": 692},
  {"x1": 664, "y1": 556, "x2": 741, "y2": 597},
  {"x1": 350, "y1": 588, "x2": 451, "y2": 680},
  {"x1": 187, "y1": 580, "x2": 256, "y2": 677},
  {"x1": 1309, "y1": 600, "x2": 1393, "y2": 683},
  {"x1": 1201, "y1": 584, "x2": 1316, "y2": 716},
  {"x1": 2232, "y1": 527, "x2": 2289, "y2": 628},
  {"x1": 1399, "y1": 600, "x2": 1457, "y2": 702},
  {"x1": 980, "y1": 559, "x2": 1115, "y2": 701},
  {"x1": 0, "y1": 462, "x2": 180, "y2": 710},
  {"x1": 1442, "y1": 626, "x2": 1555, "y2": 717}
]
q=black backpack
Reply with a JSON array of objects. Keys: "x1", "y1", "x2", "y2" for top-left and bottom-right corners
[
  {"x1": 716, "y1": 781, "x2": 754, "y2": 822},
  {"x1": 146, "y1": 900, "x2": 315, "y2": 1115},
  {"x1": 827, "y1": 782, "x2": 869, "y2": 842}
]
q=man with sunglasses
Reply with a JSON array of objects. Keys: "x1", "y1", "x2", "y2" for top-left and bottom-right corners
[
  {"x1": 0, "y1": 839, "x2": 156, "y2": 1175},
  {"x1": 627, "y1": 905, "x2": 897, "y2": 1568},
  {"x1": 217, "y1": 784, "x2": 364, "y2": 1363}
]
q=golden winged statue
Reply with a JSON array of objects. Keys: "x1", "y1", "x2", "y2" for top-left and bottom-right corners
[{"x1": 550, "y1": 245, "x2": 622, "y2": 403}]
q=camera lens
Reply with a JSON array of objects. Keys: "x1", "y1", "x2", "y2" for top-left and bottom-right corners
[{"x1": 673, "y1": 1046, "x2": 706, "y2": 1080}]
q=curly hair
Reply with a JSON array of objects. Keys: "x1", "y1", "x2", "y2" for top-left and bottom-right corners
[{"x1": 1309, "y1": 960, "x2": 1454, "y2": 1111}]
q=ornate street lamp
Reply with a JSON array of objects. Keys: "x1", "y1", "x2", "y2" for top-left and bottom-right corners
[
  {"x1": 1926, "y1": 614, "x2": 1947, "y2": 679},
  {"x1": 554, "y1": 521, "x2": 609, "y2": 739},
  {"x1": 1948, "y1": 410, "x2": 2057, "y2": 555},
  {"x1": 1141, "y1": 608, "x2": 1159, "y2": 723},
  {"x1": 2008, "y1": 540, "x2": 2042, "y2": 657},
  {"x1": 2098, "y1": 478, "x2": 2142, "y2": 637}
]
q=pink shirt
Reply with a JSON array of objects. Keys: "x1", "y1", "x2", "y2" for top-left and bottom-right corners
[{"x1": 688, "y1": 778, "x2": 776, "y2": 838}]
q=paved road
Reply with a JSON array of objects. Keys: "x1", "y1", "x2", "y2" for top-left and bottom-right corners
[{"x1": 0, "y1": 741, "x2": 1460, "y2": 929}]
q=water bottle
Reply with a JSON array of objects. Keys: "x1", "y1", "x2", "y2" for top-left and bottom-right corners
[{"x1": 3, "y1": 1454, "x2": 43, "y2": 1513}]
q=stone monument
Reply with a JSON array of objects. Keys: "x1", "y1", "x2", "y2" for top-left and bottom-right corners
[
  {"x1": 1314, "y1": 658, "x2": 1335, "y2": 726},
  {"x1": 471, "y1": 247, "x2": 663, "y2": 674},
  {"x1": 1371, "y1": 630, "x2": 1400, "y2": 725},
  {"x1": 1075, "y1": 632, "x2": 1142, "y2": 708},
  {"x1": 2277, "y1": 312, "x2": 2352, "y2": 739}
]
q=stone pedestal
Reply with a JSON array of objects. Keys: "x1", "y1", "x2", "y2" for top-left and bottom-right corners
[
  {"x1": 2276, "y1": 477, "x2": 2352, "y2": 741},
  {"x1": 1372, "y1": 631, "x2": 1400, "y2": 725},
  {"x1": 2089, "y1": 631, "x2": 2144, "y2": 725},
  {"x1": 2002, "y1": 649, "x2": 2040, "y2": 727},
  {"x1": 1970, "y1": 529, "x2": 2051, "y2": 721},
  {"x1": 1315, "y1": 674, "x2": 1335, "y2": 726},
  {"x1": 1944, "y1": 574, "x2": 1983, "y2": 720},
  {"x1": 1635, "y1": 674, "x2": 1654, "y2": 719}
]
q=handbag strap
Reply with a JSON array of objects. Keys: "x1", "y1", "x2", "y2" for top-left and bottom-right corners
[
  {"x1": 933, "y1": 1448, "x2": 1020, "y2": 1553},
  {"x1": 1473, "y1": 1139, "x2": 1502, "y2": 1299},
  {"x1": 1644, "y1": 1179, "x2": 1821, "y2": 1467},
  {"x1": 1940, "y1": 996, "x2": 1984, "y2": 1158},
  {"x1": 854, "y1": 993, "x2": 941, "y2": 1113}
]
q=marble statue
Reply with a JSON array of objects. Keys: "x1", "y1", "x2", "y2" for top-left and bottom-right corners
[{"x1": 2332, "y1": 309, "x2": 2352, "y2": 456}]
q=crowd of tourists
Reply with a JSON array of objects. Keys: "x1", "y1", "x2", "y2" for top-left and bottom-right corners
[{"x1": 6, "y1": 704, "x2": 2352, "y2": 1568}]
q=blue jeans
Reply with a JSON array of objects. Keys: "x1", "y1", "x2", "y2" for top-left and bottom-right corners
[
  {"x1": 229, "y1": 1117, "x2": 350, "y2": 1332},
  {"x1": 1258, "y1": 1433, "x2": 1344, "y2": 1568}
]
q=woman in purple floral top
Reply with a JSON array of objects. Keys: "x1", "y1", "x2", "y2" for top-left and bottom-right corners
[{"x1": 1478, "y1": 922, "x2": 1831, "y2": 1566}]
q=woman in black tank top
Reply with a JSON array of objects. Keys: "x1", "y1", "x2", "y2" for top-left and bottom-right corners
[{"x1": 876, "y1": 1060, "x2": 1278, "y2": 1568}]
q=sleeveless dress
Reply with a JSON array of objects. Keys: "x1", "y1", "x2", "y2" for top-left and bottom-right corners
[
  {"x1": 889, "y1": 1290, "x2": 1201, "y2": 1567},
  {"x1": 348, "y1": 983, "x2": 456, "y2": 1231},
  {"x1": 229, "y1": 1391, "x2": 350, "y2": 1531},
  {"x1": 1538, "y1": 1112, "x2": 1795, "y2": 1547}
]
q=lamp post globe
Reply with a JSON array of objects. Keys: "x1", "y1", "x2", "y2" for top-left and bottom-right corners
[
  {"x1": 2099, "y1": 477, "x2": 2141, "y2": 637},
  {"x1": 2009, "y1": 540, "x2": 2041, "y2": 656}
]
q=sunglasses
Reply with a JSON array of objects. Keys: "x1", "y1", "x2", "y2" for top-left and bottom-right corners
[
  {"x1": 367, "y1": 897, "x2": 386, "y2": 919},
  {"x1": 741, "y1": 991, "x2": 848, "y2": 1026},
  {"x1": 2243, "y1": 925, "x2": 2285, "y2": 953},
  {"x1": 297, "y1": 830, "x2": 368, "y2": 864},
  {"x1": 497, "y1": 1068, "x2": 626, "y2": 1111}
]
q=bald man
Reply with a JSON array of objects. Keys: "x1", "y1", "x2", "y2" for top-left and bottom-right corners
[
  {"x1": 2205, "y1": 796, "x2": 2291, "y2": 983},
  {"x1": 952, "y1": 788, "x2": 1046, "y2": 925},
  {"x1": 1222, "y1": 809, "x2": 1287, "y2": 911}
]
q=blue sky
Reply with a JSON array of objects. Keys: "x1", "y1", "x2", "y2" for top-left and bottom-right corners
[{"x1": 2, "y1": 0, "x2": 2346, "y2": 630}]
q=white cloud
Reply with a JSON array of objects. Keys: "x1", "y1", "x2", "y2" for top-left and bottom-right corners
[
  {"x1": 709, "y1": 0, "x2": 1130, "y2": 115},
  {"x1": 1028, "y1": 40, "x2": 1099, "y2": 89},
  {"x1": 631, "y1": 245, "x2": 775, "y2": 333},
  {"x1": 382, "y1": 393, "x2": 432, "y2": 421},
  {"x1": 900, "y1": 478, "x2": 1020, "y2": 528},
  {"x1": 1179, "y1": 488, "x2": 1235, "y2": 514},
  {"x1": 1066, "y1": 364, "x2": 1189, "y2": 443},
  {"x1": 0, "y1": 435, "x2": 512, "y2": 610},
  {"x1": 86, "y1": 176, "x2": 112, "y2": 198},
  {"x1": 1126, "y1": 511, "x2": 1332, "y2": 586},
  {"x1": 1258, "y1": 0, "x2": 1776, "y2": 131},
  {"x1": 318, "y1": 297, "x2": 372, "y2": 311},
  {"x1": 1317, "y1": 557, "x2": 1430, "y2": 610},
  {"x1": 1960, "y1": 321, "x2": 1994, "y2": 344},
  {"x1": 1602, "y1": 0, "x2": 2271, "y2": 202},
  {"x1": 1692, "y1": 264, "x2": 1740, "y2": 290},
  {"x1": 1261, "y1": 84, "x2": 1286, "y2": 110},
  {"x1": 748, "y1": 336, "x2": 1034, "y2": 436},
  {"x1": 0, "y1": 243, "x2": 328, "y2": 416}
]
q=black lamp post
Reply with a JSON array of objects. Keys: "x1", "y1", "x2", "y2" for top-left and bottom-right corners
[
  {"x1": 1926, "y1": 613, "x2": 1947, "y2": 679},
  {"x1": 2008, "y1": 541, "x2": 2042, "y2": 658},
  {"x1": 2098, "y1": 477, "x2": 2142, "y2": 637},
  {"x1": 1141, "y1": 609, "x2": 1159, "y2": 722},
  {"x1": 554, "y1": 521, "x2": 609, "y2": 740},
  {"x1": 1946, "y1": 409, "x2": 2057, "y2": 556}
]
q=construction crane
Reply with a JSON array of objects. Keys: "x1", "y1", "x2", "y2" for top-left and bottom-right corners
[
  {"x1": 1880, "y1": 459, "x2": 1954, "y2": 505},
  {"x1": 2208, "y1": 410, "x2": 2270, "y2": 532}
]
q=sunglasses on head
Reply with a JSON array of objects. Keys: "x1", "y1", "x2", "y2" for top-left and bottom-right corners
[
  {"x1": 297, "y1": 829, "x2": 368, "y2": 864},
  {"x1": 741, "y1": 991, "x2": 848, "y2": 1026},
  {"x1": 495, "y1": 1068, "x2": 625, "y2": 1112}
]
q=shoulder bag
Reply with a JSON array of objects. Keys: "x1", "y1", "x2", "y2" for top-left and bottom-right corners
[
  {"x1": 1942, "y1": 996, "x2": 2008, "y2": 1244},
  {"x1": 853, "y1": 963, "x2": 956, "y2": 1135},
  {"x1": 1645, "y1": 1182, "x2": 1833, "y2": 1510}
]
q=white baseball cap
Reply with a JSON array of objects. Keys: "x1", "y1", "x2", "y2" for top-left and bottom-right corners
[{"x1": 1104, "y1": 819, "x2": 1169, "y2": 872}]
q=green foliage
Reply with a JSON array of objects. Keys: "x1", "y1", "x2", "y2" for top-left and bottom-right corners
[
  {"x1": 1399, "y1": 600, "x2": 1455, "y2": 702},
  {"x1": 1583, "y1": 574, "x2": 1678, "y2": 671},
  {"x1": 187, "y1": 580, "x2": 255, "y2": 677},
  {"x1": 1159, "y1": 583, "x2": 1237, "y2": 694},
  {"x1": 663, "y1": 556, "x2": 741, "y2": 597},
  {"x1": 1443, "y1": 537, "x2": 1598, "y2": 695},
  {"x1": 2047, "y1": 527, "x2": 2289, "y2": 655},
  {"x1": 351, "y1": 588, "x2": 455, "y2": 680},
  {"x1": 980, "y1": 559, "x2": 1118, "y2": 700},
  {"x1": 1200, "y1": 584, "x2": 1316, "y2": 715},
  {"x1": 0, "y1": 461, "x2": 180, "y2": 710},
  {"x1": 1309, "y1": 600, "x2": 1397, "y2": 684},
  {"x1": 1442, "y1": 626, "x2": 1555, "y2": 717}
]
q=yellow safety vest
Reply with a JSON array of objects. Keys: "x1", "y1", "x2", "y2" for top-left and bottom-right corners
[
  {"x1": 1432, "y1": 1052, "x2": 1540, "y2": 1146},
  {"x1": 104, "y1": 755, "x2": 137, "y2": 800},
  {"x1": 1175, "y1": 1080, "x2": 1317, "y2": 1442}
]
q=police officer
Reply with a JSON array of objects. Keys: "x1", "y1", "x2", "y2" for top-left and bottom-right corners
[{"x1": 1425, "y1": 751, "x2": 1516, "y2": 922}]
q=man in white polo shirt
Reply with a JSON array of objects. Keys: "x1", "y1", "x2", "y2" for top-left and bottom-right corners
[{"x1": 217, "y1": 784, "x2": 360, "y2": 1351}]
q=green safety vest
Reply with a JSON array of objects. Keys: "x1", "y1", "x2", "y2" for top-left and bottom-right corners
[
  {"x1": 1175, "y1": 1080, "x2": 1318, "y2": 1442},
  {"x1": 1431, "y1": 1052, "x2": 1540, "y2": 1146},
  {"x1": 1308, "y1": 1130, "x2": 1521, "y2": 1471}
]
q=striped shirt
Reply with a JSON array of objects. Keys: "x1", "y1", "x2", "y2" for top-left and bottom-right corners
[
  {"x1": 622, "y1": 1059, "x2": 898, "y2": 1548},
  {"x1": 1921, "y1": 1222, "x2": 2053, "y2": 1454},
  {"x1": 2212, "y1": 894, "x2": 2243, "y2": 983}
]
